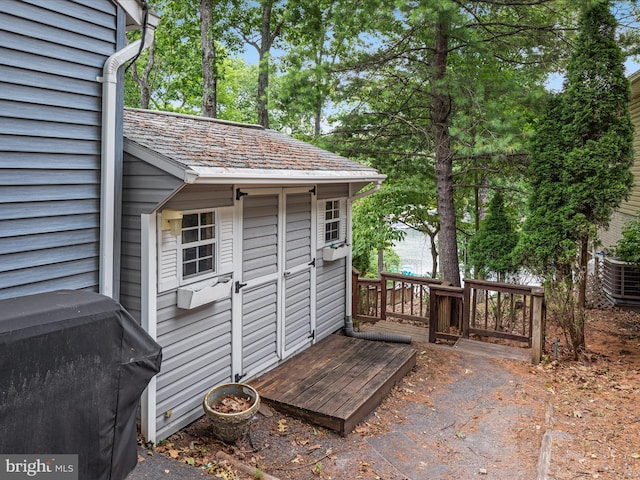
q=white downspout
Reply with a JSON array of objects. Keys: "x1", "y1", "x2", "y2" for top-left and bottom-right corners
[
  {"x1": 345, "y1": 180, "x2": 383, "y2": 318},
  {"x1": 98, "y1": 22, "x2": 156, "y2": 298}
]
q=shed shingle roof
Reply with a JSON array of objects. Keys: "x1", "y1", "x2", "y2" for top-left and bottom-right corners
[{"x1": 123, "y1": 109, "x2": 382, "y2": 183}]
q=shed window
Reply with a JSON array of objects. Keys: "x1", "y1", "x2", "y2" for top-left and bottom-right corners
[
  {"x1": 181, "y1": 210, "x2": 216, "y2": 280},
  {"x1": 324, "y1": 200, "x2": 341, "y2": 243}
]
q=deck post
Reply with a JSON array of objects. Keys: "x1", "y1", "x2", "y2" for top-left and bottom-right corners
[
  {"x1": 428, "y1": 287, "x2": 437, "y2": 342},
  {"x1": 531, "y1": 287, "x2": 545, "y2": 364},
  {"x1": 380, "y1": 272, "x2": 387, "y2": 321},
  {"x1": 352, "y1": 267, "x2": 359, "y2": 320},
  {"x1": 462, "y1": 281, "x2": 471, "y2": 338}
]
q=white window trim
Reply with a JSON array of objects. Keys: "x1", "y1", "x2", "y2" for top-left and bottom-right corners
[
  {"x1": 178, "y1": 208, "x2": 219, "y2": 286},
  {"x1": 322, "y1": 198, "x2": 344, "y2": 246}
]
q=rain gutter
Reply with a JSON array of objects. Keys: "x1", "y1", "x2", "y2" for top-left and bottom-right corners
[
  {"x1": 182, "y1": 166, "x2": 386, "y2": 185},
  {"x1": 98, "y1": 5, "x2": 158, "y2": 298}
]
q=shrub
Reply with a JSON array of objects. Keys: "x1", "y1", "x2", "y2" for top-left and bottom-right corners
[{"x1": 614, "y1": 219, "x2": 640, "y2": 264}]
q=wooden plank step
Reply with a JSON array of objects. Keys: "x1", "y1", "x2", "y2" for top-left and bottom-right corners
[{"x1": 249, "y1": 334, "x2": 416, "y2": 436}]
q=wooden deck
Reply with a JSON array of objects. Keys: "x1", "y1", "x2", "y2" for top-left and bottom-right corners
[{"x1": 249, "y1": 334, "x2": 416, "y2": 436}]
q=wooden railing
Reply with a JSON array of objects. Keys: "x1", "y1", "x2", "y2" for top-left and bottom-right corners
[
  {"x1": 428, "y1": 283, "x2": 464, "y2": 343},
  {"x1": 463, "y1": 279, "x2": 544, "y2": 350},
  {"x1": 352, "y1": 269, "x2": 546, "y2": 364},
  {"x1": 352, "y1": 269, "x2": 443, "y2": 324}
]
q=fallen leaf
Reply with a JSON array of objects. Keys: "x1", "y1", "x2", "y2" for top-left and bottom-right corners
[
  {"x1": 277, "y1": 419, "x2": 288, "y2": 433},
  {"x1": 307, "y1": 444, "x2": 322, "y2": 451},
  {"x1": 168, "y1": 449, "x2": 180, "y2": 459}
]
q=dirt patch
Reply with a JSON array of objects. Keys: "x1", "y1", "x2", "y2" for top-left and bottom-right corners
[
  {"x1": 144, "y1": 308, "x2": 640, "y2": 479},
  {"x1": 538, "y1": 309, "x2": 640, "y2": 479}
]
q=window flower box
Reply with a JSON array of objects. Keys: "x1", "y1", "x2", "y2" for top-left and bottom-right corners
[
  {"x1": 322, "y1": 243, "x2": 349, "y2": 262},
  {"x1": 177, "y1": 277, "x2": 232, "y2": 309}
]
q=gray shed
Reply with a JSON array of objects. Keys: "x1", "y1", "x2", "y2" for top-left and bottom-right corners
[{"x1": 121, "y1": 108, "x2": 385, "y2": 441}]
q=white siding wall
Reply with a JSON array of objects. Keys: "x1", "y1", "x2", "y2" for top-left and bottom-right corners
[
  {"x1": 598, "y1": 75, "x2": 640, "y2": 247},
  {"x1": 315, "y1": 184, "x2": 350, "y2": 340},
  {"x1": 155, "y1": 292, "x2": 232, "y2": 440}
]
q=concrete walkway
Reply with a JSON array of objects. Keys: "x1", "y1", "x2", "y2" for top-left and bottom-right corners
[
  {"x1": 128, "y1": 343, "x2": 547, "y2": 480},
  {"x1": 127, "y1": 448, "x2": 212, "y2": 479}
]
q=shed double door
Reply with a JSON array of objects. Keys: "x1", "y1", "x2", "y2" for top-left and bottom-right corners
[{"x1": 233, "y1": 187, "x2": 316, "y2": 381}]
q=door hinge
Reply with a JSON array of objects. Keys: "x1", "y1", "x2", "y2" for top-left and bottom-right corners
[
  {"x1": 236, "y1": 188, "x2": 248, "y2": 200},
  {"x1": 235, "y1": 281, "x2": 247, "y2": 293},
  {"x1": 308, "y1": 329, "x2": 316, "y2": 340},
  {"x1": 308, "y1": 258, "x2": 316, "y2": 267}
]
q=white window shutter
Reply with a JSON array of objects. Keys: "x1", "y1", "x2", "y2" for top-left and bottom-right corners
[
  {"x1": 218, "y1": 206, "x2": 234, "y2": 274},
  {"x1": 158, "y1": 225, "x2": 179, "y2": 292},
  {"x1": 317, "y1": 201, "x2": 326, "y2": 246},
  {"x1": 340, "y1": 200, "x2": 347, "y2": 243}
]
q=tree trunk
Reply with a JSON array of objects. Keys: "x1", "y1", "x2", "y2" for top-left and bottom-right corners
[
  {"x1": 314, "y1": 102, "x2": 322, "y2": 137},
  {"x1": 378, "y1": 249, "x2": 384, "y2": 276},
  {"x1": 429, "y1": 232, "x2": 438, "y2": 278},
  {"x1": 200, "y1": 0, "x2": 217, "y2": 118},
  {"x1": 574, "y1": 236, "x2": 588, "y2": 354},
  {"x1": 257, "y1": 0, "x2": 273, "y2": 128},
  {"x1": 131, "y1": 36, "x2": 155, "y2": 109},
  {"x1": 432, "y1": 19, "x2": 461, "y2": 287}
]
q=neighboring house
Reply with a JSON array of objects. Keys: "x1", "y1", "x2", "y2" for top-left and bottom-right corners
[
  {"x1": 0, "y1": 0, "x2": 157, "y2": 300},
  {"x1": 122, "y1": 108, "x2": 385, "y2": 441},
  {"x1": 598, "y1": 68, "x2": 640, "y2": 249}
]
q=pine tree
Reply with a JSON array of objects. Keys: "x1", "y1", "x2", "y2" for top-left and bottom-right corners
[
  {"x1": 467, "y1": 190, "x2": 518, "y2": 281},
  {"x1": 518, "y1": 0, "x2": 634, "y2": 357}
]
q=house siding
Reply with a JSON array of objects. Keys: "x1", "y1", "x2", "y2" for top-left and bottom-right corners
[
  {"x1": 315, "y1": 256, "x2": 347, "y2": 340},
  {"x1": 0, "y1": 0, "x2": 120, "y2": 300},
  {"x1": 599, "y1": 210, "x2": 636, "y2": 251},
  {"x1": 155, "y1": 293, "x2": 233, "y2": 440},
  {"x1": 598, "y1": 73, "x2": 640, "y2": 247},
  {"x1": 618, "y1": 75, "x2": 640, "y2": 218},
  {"x1": 121, "y1": 154, "x2": 183, "y2": 320}
]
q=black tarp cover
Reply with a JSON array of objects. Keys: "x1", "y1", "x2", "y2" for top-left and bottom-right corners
[{"x1": 0, "y1": 290, "x2": 162, "y2": 480}]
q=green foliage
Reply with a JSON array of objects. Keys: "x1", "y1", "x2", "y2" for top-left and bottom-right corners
[
  {"x1": 351, "y1": 185, "x2": 406, "y2": 276},
  {"x1": 327, "y1": 0, "x2": 573, "y2": 285},
  {"x1": 217, "y1": 57, "x2": 259, "y2": 123},
  {"x1": 519, "y1": 1, "x2": 634, "y2": 275},
  {"x1": 614, "y1": 220, "x2": 640, "y2": 264},
  {"x1": 467, "y1": 191, "x2": 519, "y2": 279},
  {"x1": 125, "y1": 0, "x2": 203, "y2": 112},
  {"x1": 517, "y1": 1, "x2": 634, "y2": 357}
]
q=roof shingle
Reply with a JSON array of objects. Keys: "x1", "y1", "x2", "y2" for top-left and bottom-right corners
[{"x1": 123, "y1": 108, "x2": 379, "y2": 175}]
